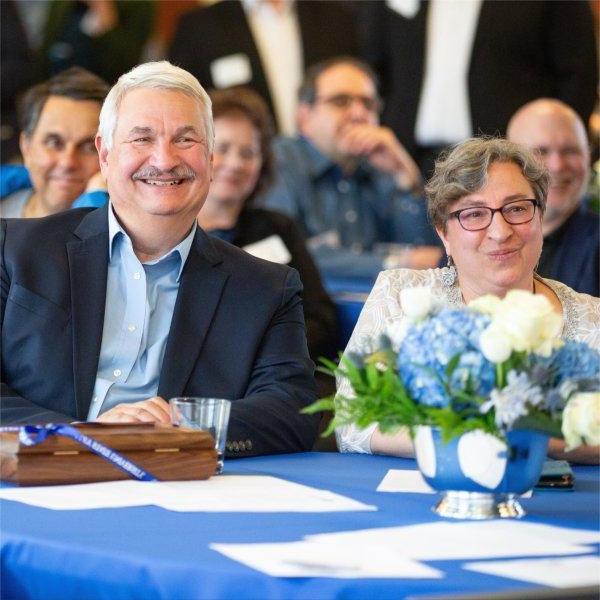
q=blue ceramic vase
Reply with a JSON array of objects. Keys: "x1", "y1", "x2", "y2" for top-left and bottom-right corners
[{"x1": 414, "y1": 426, "x2": 549, "y2": 519}]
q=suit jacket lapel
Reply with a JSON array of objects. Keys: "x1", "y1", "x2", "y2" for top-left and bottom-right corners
[
  {"x1": 158, "y1": 230, "x2": 228, "y2": 400},
  {"x1": 67, "y1": 207, "x2": 109, "y2": 419}
]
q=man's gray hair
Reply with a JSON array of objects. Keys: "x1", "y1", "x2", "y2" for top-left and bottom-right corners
[
  {"x1": 98, "y1": 61, "x2": 214, "y2": 152},
  {"x1": 425, "y1": 137, "x2": 550, "y2": 232}
]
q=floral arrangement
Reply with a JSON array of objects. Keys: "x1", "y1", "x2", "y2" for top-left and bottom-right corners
[{"x1": 306, "y1": 288, "x2": 600, "y2": 449}]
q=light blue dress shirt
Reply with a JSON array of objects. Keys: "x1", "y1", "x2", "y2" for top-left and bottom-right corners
[{"x1": 87, "y1": 205, "x2": 196, "y2": 420}]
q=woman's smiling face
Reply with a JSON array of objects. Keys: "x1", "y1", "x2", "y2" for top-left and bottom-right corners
[
  {"x1": 207, "y1": 114, "x2": 263, "y2": 209},
  {"x1": 437, "y1": 161, "x2": 544, "y2": 301}
]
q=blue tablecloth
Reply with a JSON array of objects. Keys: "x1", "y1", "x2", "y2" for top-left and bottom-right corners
[{"x1": 1, "y1": 452, "x2": 598, "y2": 600}]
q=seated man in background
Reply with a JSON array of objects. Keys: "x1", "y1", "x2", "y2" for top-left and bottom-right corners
[
  {"x1": 1, "y1": 61, "x2": 319, "y2": 457},
  {"x1": 507, "y1": 98, "x2": 599, "y2": 297},
  {"x1": 1, "y1": 67, "x2": 109, "y2": 218},
  {"x1": 259, "y1": 57, "x2": 442, "y2": 281}
]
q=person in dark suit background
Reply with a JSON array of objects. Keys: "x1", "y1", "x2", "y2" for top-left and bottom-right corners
[
  {"x1": 168, "y1": 0, "x2": 359, "y2": 135},
  {"x1": 0, "y1": 61, "x2": 319, "y2": 457},
  {"x1": 358, "y1": 0, "x2": 598, "y2": 176},
  {"x1": 35, "y1": 0, "x2": 155, "y2": 83}
]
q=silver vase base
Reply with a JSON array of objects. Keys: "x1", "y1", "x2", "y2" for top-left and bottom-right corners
[{"x1": 433, "y1": 491, "x2": 526, "y2": 519}]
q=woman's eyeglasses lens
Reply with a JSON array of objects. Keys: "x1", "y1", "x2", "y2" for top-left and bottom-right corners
[{"x1": 453, "y1": 199, "x2": 538, "y2": 231}]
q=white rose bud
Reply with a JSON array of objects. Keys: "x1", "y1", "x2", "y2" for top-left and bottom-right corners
[
  {"x1": 400, "y1": 286, "x2": 433, "y2": 321},
  {"x1": 562, "y1": 392, "x2": 600, "y2": 451},
  {"x1": 479, "y1": 326, "x2": 512, "y2": 363}
]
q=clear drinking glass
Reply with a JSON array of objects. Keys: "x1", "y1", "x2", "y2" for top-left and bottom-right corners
[{"x1": 169, "y1": 398, "x2": 231, "y2": 474}]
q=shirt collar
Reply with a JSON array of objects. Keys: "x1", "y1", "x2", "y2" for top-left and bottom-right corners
[{"x1": 107, "y1": 203, "x2": 196, "y2": 281}]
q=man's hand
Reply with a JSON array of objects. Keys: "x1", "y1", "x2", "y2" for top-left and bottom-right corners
[
  {"x1": 95, "y1": 396, "x2": 171, "y2": 424},
  {"x1": 337, "y1": 124, "x2": 421, "y2": 192}
]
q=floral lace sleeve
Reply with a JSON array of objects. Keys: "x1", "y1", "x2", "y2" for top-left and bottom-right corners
[
  {"x1": 335, "y1": 268, "x2": 447, "y2": 453},
  {"x1": 546, "y1": 279, "x2": 600, "y2": 351}
]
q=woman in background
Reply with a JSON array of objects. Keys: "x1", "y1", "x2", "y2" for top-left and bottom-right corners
[{"x1": 198, "y1": 87, "x2": 338, "y2": 364}]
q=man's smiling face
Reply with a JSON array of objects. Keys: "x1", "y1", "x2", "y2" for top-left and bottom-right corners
[
  {"x1": 97, "y1": 87, "x2": 212, "y2": 226},
  {"x1": 507, "y1": 100, "x2": 590, "y2": 233},
  {"x1": 21, "y1": 95, "x2": 101, "y2": 213}
]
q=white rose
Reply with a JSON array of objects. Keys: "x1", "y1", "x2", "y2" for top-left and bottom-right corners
[
  {"x1": 562, "y1": 392, "x2": 600, "y2": 451},
  {"x1": 479, "y1": 326, "x2": 512, "y2": 363},
  {"x1": 399, "y1": 286, "x2": 433, "y2": 321},
  {"x1": 490, "y1": 290, "x2": 562, "y2": 355}
]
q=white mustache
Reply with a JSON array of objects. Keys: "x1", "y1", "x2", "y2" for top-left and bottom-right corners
[{"x1": 132, "y1": 165, "x2": 195, "y2": 181}]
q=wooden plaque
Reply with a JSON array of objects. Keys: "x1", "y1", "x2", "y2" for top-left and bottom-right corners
[{"x1": 0, "y1": 423, "x2": 218, "y2": 486}]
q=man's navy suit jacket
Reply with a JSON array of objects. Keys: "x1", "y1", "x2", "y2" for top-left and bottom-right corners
[{"x1": 0, "y1": 206, "x2": 319, "y2": 456}]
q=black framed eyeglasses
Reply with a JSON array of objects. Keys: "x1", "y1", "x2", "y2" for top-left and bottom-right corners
[
  {"x1": 314, "y1": 94, "x2": 383, "y2": 114},
  {"x1": 448, "y1": 199, "x2": 541, "y2": 231}
]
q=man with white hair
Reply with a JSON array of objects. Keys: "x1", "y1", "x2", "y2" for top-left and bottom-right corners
[
  {"x1": 507, "y1": 99, "x2": 599, "y2": 297},
  {"x1": 1, "y1": 61, "x2": 319, "y2": 457}
]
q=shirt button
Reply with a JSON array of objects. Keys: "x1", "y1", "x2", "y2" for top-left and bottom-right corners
[
  {"x1": 127, "y1": 324, "x2": 136, "y2": 332},
  {"x1": 113, "y1": 369, "x2": 122, "y2": 378},
  {"x1": 133, "y1": 272, "x2": 141, "y2": 280},
  {"x1": 93, "y1": 396, "x2": 99, "y2": 403},
  {"x1": 337, "y1": 180, "x2": 351, "y2": 193},
  {"x1": 345, "y1": 210, "x2": 357, "y2": 223}
]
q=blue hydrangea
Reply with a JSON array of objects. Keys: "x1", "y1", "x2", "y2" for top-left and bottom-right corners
[
  {"x1": 537, "y1": 342, "x2": 600, "y2": 389},
  {"x1": 397, "y1": 308, "x2": 496, "y2": 408}
]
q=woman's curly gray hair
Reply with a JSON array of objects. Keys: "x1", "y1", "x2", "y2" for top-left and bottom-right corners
[{"x1": 425, "y1": 137, "x2": 549, "y2": 232}]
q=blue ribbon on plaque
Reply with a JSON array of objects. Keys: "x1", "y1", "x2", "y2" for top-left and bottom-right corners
[{"x1": 3, "y1": 423, "x2": 158, "y2": 482}]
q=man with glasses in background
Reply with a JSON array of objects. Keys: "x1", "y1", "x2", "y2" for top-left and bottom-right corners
[{"x1": 260, "y1": 57, "x2": 441, "y2": 280}]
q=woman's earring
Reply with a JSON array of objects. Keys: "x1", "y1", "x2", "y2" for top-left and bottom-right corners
[{"x1": 441, "y1": 254, "x2": 457, "y2": 287}]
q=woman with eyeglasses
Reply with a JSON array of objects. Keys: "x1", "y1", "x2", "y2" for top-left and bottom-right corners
[
  {"x1": 336, "y1": 137, "x2": 599, "y2": 463},
  {"x1": 197, "y1": 87, "x2": 338, "y2": 367}
]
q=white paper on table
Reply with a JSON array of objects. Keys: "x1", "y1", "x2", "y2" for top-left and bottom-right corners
[
  {"x1": 377, "y1": 469, "x2": 436, "y2": 493},
  {"x1": 307, "y1": 521, "x2": 599, "y2": 560},
  {"x1": 465, "y1": 556, "x2": 600, "y2": 588},
  {"x1": 0, "y1": 480, "x2": 151, "y2": 510},
  {"x1": 211, "y1": 539, "x2": 443, "y2": 579},
  {"x1": 154, "y1": 476, "x2": 376, "y2": 512},
  {"x1": 0, "y1": 476, "x2": 376, "y2": 513},
  {"x1": 376, "y1": 469, "x2": 532, "y2": 498}
]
